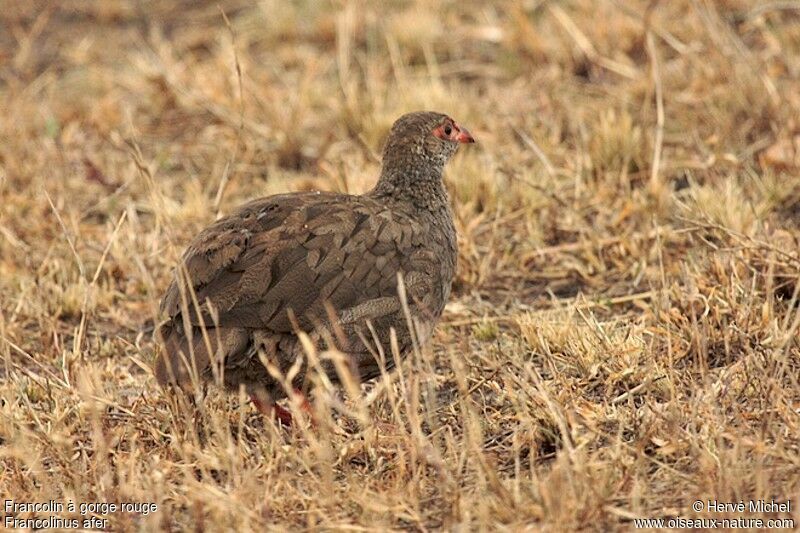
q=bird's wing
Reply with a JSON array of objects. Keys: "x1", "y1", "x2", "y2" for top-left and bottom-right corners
[{"x1": 159, "y1": 192, "x2": 435, "y2": 335}]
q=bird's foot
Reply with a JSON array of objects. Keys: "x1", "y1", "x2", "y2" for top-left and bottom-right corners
[
  {"x1": 249, "y1": 394, "x2": 293, "y2": 426},
  {"x1": 250, "y1": 389, "x2": 313, "y2": 427},
  {"x1": 272, "y1": 403, "x2": 295, "y2": 426}
]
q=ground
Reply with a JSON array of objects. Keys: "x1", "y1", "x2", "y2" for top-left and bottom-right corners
[{"x1": 1, "y1": 0, "x2": 799, "y2": 530}]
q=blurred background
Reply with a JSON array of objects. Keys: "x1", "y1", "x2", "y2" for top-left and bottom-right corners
[{"x1": 1, "y1": 0, "x2": 798, "y2": 530}]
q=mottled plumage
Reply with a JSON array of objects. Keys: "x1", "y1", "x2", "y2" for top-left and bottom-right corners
[{"x1": 154, "y1": 111, "x2": 474, "y2": 411}]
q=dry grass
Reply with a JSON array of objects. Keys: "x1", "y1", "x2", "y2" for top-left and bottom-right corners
[{"x1": 1, "y1": 0, "x2": 799, "y2": 530}]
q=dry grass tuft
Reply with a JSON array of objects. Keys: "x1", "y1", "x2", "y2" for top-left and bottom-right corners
[{"x1": 1, "y1": 0, "x2": 798, "y2": 530}]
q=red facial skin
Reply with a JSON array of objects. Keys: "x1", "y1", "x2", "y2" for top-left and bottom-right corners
[{"x1": 432, "y1": 118, "x2": 475, "y2": 144}]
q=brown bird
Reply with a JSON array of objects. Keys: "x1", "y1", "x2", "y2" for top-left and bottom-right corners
[{"x1": 154, "y1": 111, "x2": 475, "y2": 423}]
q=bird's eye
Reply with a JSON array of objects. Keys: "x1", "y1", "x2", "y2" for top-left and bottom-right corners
[{"x1": 443, "y1": 124, "x2": 453, "y2": 136}]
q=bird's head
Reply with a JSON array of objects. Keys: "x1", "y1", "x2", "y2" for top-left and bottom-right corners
[{"x1": 380, "y1": 111, "x2": 475, "y2": 174}]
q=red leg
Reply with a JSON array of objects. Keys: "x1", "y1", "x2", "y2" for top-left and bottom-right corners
[
  {"x1": 292, "y1": 388, "x2": 313, "y2": 416},
  {"x1": 272, "y1": 403, "x2": 294, "y2": 426},
  {"x1": 250, "y1": 394, "x2": 294, "y2": 426},
  {"x1": 250, "y1": 390, "x2": 315, "y2": 427}
]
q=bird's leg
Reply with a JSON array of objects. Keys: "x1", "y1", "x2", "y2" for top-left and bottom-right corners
[
  {"x1": 249, "y1": 389, "x2": 313, "y2": 426},
  {"x1": 290, "y1": 388, "x2": 313, "y2": 417},
  {"x1": 249, "y1": 392, "x2": 294, "y2": 426},
  {"x1": 248, "y1": 392, "x2": 270, "y2": 416},
  {"x1": 272, "y1": 403, "x2": 295, "y2": 426},
  {"x1": 286, "y1": 388, "x2": 317, "y2": 427}
]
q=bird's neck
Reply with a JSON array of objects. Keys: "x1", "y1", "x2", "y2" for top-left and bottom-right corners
[{"x1": 370, "y1": 163, "x2": 450, "y2": 211}]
